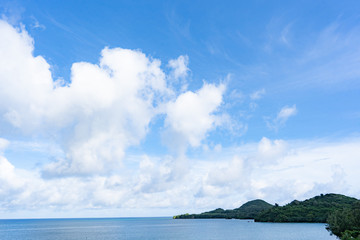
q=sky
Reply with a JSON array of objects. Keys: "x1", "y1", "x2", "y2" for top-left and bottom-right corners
[{"x1": 0, "y1": 0, "x2": 359, "y2": 218}]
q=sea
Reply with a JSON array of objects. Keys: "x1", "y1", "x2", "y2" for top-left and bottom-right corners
[{"x1": 0, "y1": 217, "x2": 337, "y2": 240}]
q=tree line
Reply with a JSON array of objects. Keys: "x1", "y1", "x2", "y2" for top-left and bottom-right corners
[{"x1": 173, "y1": 193, "x2": 360, "y2": 239}]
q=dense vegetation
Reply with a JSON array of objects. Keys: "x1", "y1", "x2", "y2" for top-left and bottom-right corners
[
  {"x1": 174, "y1": 194, "x2": 359, "y2": 223},
  {"x1": 174, "y1": 193, "x2": 360, "y2": 239},
  {"x1": 254, "y1": 194, "x2": 359, "y2": 223},
  {"x1": 326, "y1": 201, "x2": 360, "y2": 240},
  {"x1": 173, "y1": 199, "x2": 273, "y2": 219}
]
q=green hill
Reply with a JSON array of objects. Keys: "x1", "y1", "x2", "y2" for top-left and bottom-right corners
[
  {"x1": 254, "y1": 193, "x2": 360, "y2": 223},
  {"x1": 233, "y1": 199, "x2": 275, "y2": 219},
  {"x1": 173, "y1": 199, "x2": 273, "y2": 219},
  {"x1": 174, "y1": 194, "x2": 360, "y2": 223}
]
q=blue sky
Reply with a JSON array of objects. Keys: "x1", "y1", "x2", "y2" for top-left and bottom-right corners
[{"x1": 0, "y1": 0, "x2": 359, "y2": 218}]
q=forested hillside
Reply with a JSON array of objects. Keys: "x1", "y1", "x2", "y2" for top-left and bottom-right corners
[
  {"x1": 173, "y1": 199, "x2": 273, "y2": 219},
  {"x1": 174, "y1": 193, "x2": 360, "y2": 225},
  {"x1": 255, "y1": 194, "x2": 359, "y2": 223}
]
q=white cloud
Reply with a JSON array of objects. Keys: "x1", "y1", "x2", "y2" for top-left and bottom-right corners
[
  {"x1": 0, "y1": 138, "x2": 9, "y2": 153},
  {"x1": 250, "y1": 138, "x2": 360, "y2": 204},
  {"x1": 168, "y1": 55, "x2": 189, "y2": 80},
  {"x1": 42, "y1": 47, "x2": 170, "y2": 176},
  {"x1": 0, "y1": 20, "x2": 229, "y2": 177},
  {"x1": 266, "y1": 105, "x2": 297, "y2": 131},
  {"x1": 164, "y1": 82, "x2": 226, "y2": 152},
  {"x1": 195, "y1": 137, "x2": 360, "y2": 207},
  {"x1": 0, "y1": 156, "x2": 23, "y2": 192},
  {"x1": 0, "y1": 20, "x2": 53, "y2": 131},
  {"x1": 200, "y1": 156, "x2": 246, "y2": 198},
  {"x1": 0, "y1": 20, "x2": 173, "y2": 176},
  {"x1": 0, "y1": 19, "x2": 359, "y2": 218},
  {"x1": 257, "y1": 137, "x2": 287, "y2": 162},
  {"x1": 0, "y1": 136, "x2": 360, "y2": 216},
  {"x1": 278, "y1": 105, "x2": 297, "y2": 119}
]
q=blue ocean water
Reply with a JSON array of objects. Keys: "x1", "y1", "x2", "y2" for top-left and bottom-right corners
[{"x1": 0, "y1": 217, "x2": 336, "y2": 240}]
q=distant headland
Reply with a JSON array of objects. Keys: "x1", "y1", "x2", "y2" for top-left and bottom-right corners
[
  {"x1": 174, "y1": 193, "x2": 360, "y2": 239},
  {"x1": 173, "y1": 193, "x2": 358, "y2": 223}
]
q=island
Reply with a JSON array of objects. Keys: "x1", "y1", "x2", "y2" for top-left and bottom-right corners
[
  {"x1": 173, "y1": 199, "x2": 273, "y2": 219},
  {"x1": 255, "y1": 193, "x2": 358, "y2": 223},
  {"x1": 174, "y1": 193, "x2": 360, "y2": 240}
]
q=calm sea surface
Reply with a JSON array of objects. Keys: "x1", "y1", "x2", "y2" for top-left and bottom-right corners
[{"x1": 0, "y1": 217, "x2": 337, "y2": 240}]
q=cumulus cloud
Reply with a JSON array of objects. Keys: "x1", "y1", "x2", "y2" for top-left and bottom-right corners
[
  {"x1": 0, "y1": 20, "x2": 53, "y2": 131},
  {"x1": 196, "y1": 156, "x2": 248, "y2": 200},
  {"x1": 168, "y1": 55, "x2": 189, "y2": 80},
  {"x1": 257, "y1": 137, "x2": 287, "y2": 163},
  {"x1": 0, "y1": 157, "x2": 24, "y2": 203},
  {"x1": 0, "y1": 136, "x2": 360, "y2": 216},
  {"x1": 43, "y1": 47, "x2": 170, "y2": 176},
  {"x1": 0, "y1": 20, "x2": 228, "y2": 176},
  {"x1": 266, "y1": 104, "x2": 297, "y2": 131},
  {"x1": 1, "y1": 19, "x2": 359, "y2": 218},
  {"x1": 164, "y1": 82, "x2": 226, "y2": 153}
]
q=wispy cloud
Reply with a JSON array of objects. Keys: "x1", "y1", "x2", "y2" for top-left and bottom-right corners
[
  {"x1": 250, "y1": 88, "x2": 266, "y2": 100},
  {"x1": 296, "y1": 23, "x2": 360, "y2": 87},
  {"x1": 166, "y1": 8, "x2": 191, "y2": 40},
  {"x1": 264, "y1": 21, "x2": 360, "y2": 94},
  {"x1": 280, "y1": 23, "x2": 292, "y2": 46},
  {"x1": 266, "y1": 105, "x2": 297, "y2": 131},
  {"x1": 0, "y1": 1, "x2": 24, "y2": 25},
  {"x1": 264, "y1": 18, "x2": 293, "y2": 53},
  {"x1": 30, "y1": 16, "x2": 45, "y2": 30}
]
